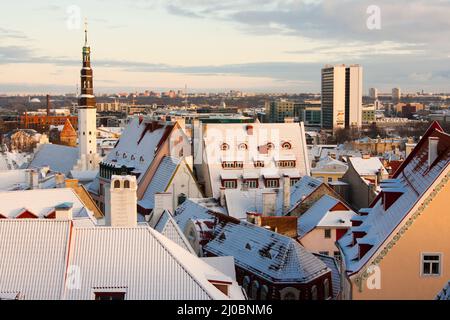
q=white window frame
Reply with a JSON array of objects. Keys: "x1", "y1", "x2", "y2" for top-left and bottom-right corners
[{"x1": 421, "y1": 253, "x2": 442, "y2": 277}]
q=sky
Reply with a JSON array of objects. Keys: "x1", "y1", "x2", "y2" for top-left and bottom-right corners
[{"x1": 0, "y1": 0, "x2": 449, "y2": 94}]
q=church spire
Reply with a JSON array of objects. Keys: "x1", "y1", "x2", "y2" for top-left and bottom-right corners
[
  {"x1": 79, "y1": 20, "x2": 95, "y2": 108},
  {"x1": 84, "y1": 20, "x2": 88, "y2": 47}
]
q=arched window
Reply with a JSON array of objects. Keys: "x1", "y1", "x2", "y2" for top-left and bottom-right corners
[
  {"x1": 238, "y1": 143, "x2": 248, "y2": 150},
  {"x1": 177, "y1": 193, "x2": 187, "y2": 206},
  {"x1": 221, "y1": 143, "x2": 230, "y2": 151},
  {"x1": 113, "y1": 180, "x2": 120, "y2": 189},
  {"x1": 311, "y1": 285, "x2": 318, "y2": 300},
  {"x1": 266, "y1": 142, "x2": 275, "y2": 150},
  {"x1": 250, "y1": 280, "x2": 259, "y2": 300},
  {"x1": 260, "y1": 285, "x2": 269, "y2": 300},
  {"x1": 282, "y1": 142, "x2": 292, "y2": 150},
  {"x1": 242, "y1": 276, "x2": 251, "y2": 294},
  {"x1": 323, "y1": 279, "x2": 330, "y2": 299},
  {"x1": 124, "y1": 180, "x2": 130, "y2": 189}
]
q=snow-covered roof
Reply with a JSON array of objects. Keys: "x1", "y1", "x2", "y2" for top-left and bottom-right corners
[
  {"x1": 70, "y1": 170, "x2": 98, "y2": 182},
  {"x1": 154, "y1": 210, "x2": 196, "y2": 254},
  {"x1": 339, "y1": 124, "x2": 450, "y2": 274},
  {"x1": 174, "y1": 198, "x2": 227, "y2": 234},
  {"x1": 0, "y1": 219, "x2": 244, "y2": 300},
  {"x1": 0, "y1": 220, "x2": 71, "y2": 300},
  {"x1": 314, "y1": 254, "x2": 341, "y2": 299},
  {"x1": 98, "y1": 117, "x2": 174, "y2": 184},
  {"x1": 311, "y1": 156, "x2": 349, "y2": 174},
  {"x1": 0, "y1": 188, "x2": 96, "y2": 221},
  {"x1": 138, "y1": 156, "x2": 180, "y2": 210},
  {"x1": 0, "y1": 152, "x2": 32, "y2": 170},
  {"x1": 298, "y1": 195, "x2": 354, "y2": 238},
  {"x1": 436, "y1": 281, "x2": 450, "y2": 300},
  {"x1": 224, "y1": 176, "x2": 324, "y2": 219},
  {"x1": 348, "y1": 156, "x2": 388, "y2": 176},
  {"x1": 29, "y1": 144, "x2": 78, "y2": 175},
  {"x1": 204, "y1": 221, "x2": 330, "y2": 284}
]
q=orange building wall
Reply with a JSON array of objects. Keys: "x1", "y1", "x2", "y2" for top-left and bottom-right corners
[{"x1": 351, "y1": 172, "x2": 450, "y2": 300}]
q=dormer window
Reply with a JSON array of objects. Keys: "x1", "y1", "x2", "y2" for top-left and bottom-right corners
[
  {"x1": 221, "y1": 143, "x2": 230, "y2": 151},
  {"x1": 266, "y1": 142, "x2": 275, "y2": 151},
  {"x1": 140, "y1": 156, "x2": 144, "y2": 163},
  {"x1": 131, "y1": 155, "x2": 136, "y2": 161},
  {"x1": 116, "y1": 151, "x2": 119, "y2": 157},
  {"x1": 245, "y1": 243, "x2": 252, "y2": 250},
  {"x1": 123, "y1": 153, "x2": 127, "y2": 159},
  {"x1": 282, "y1": 142, "x2": 292, "y2": 150}
]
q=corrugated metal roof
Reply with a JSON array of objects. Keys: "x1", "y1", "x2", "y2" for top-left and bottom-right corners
[
  {"x1": 65, "y1": 226, "x2": 235, "y2": 300},
  {"x1": 0, "y1": 220, "x2": 244, "y2": 300},
  {"x1": 0, "y1": 220, "x2": 71, "y2": 300}
]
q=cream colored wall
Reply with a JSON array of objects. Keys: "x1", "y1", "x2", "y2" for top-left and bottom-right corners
[
  {"x1": 166, "y1": 161, "x2": 203, "y2": 210},
  {"x1": 351, "y1": 177, "x2": 450, "y2": 300},
  {"x1": 311, "y1": 172, "x2": 344, "y2": 185},
  {"x1": 300, "y1": 228, "x2": 340, "y2": 256}
]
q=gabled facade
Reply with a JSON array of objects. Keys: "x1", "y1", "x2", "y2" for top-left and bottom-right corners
[
  {"x1": 338, "y1": 122, "x2": 450, "y2": 300},
  {"x1": 297, "y1": 195, "x2": 354, "y2": 258},
  {"x1": 89, "y1": 117, "x2": 191, "y2": 213},
  {"x1": 194, "y1": 120, "x2": 310, "y2": 198}
]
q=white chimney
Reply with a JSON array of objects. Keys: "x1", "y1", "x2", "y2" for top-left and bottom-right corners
[
  {"x1": 149, "y1": 192, "x2": 173, "y2": 227},
  {"x1": 105, "y1": 175, "x2": 137, "y2": 227},
  {"x1": 428, "y1": 137, "x2": 439, "y2": 167},
  {"x1": 30, "y1": 169, "x2": 39, "y2": 189},
  {"x1": 55, "y1": 173, "x2": 65, "y2": 188},
  {"x1": 219, "y1": 187, "x2": 226, "y2": 207},
  {"x1": 262, "y1": 191, "x2": 277, "y2": 217},
  {"x1": 54, "y1": 202, "x2": 73, "y2": 221},
  {"x1": 283, "y1": 175, "x2": 291, "y2": 215}
]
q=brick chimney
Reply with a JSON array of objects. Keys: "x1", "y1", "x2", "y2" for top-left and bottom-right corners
[{"x1": 105, "y1": 175, "x2": 137, "y2": 227}]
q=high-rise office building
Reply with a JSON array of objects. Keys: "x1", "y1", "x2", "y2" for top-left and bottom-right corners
[
  {"x1": 321, "y1": 64, "x2": 363, "y2": 131},
  {"x1": 369, "y1": 87, "x2": 378, "y2": 100},
  {"x1": 392, "y1": 88, "x2": 401, "y2": 102},
  {"x1": 265, "y1": 99, "x2": 296, "y2": 123}
]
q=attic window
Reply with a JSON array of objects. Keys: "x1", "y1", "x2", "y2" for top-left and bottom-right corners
[
  {"x1": 266, "y1": 142, "x2": 275, "y2": 150},
  {"x1": 219, "y1": 233, "x2": 227, "y2": 241},
  {"x1": 238, "y1": 143, "x2": 248, "y2": 150},
  {"x1": 123, "y1": 153, "x2": 127, "y2": 159},
  {"x1": 94, "y1": 292, "x2": 126, "y2": 301},
  {"x1": 245, "y1": 243, "x2": 252, "y2": 250},
  {"x1": 282, "y1": 142, "x2": 292, "y2": 150},
  {"x1": 221, "y1": 143, "x2": 230, "y2": 151},
  {"x1": 115, "y1": 151, "x2": 119, "y2": 156},
  {"x1": 131, "y1": 155, "x2": 136, "y2": 161},
  {"x1": 140, "y1": 156, "x2": 144, "y2": 163}
]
